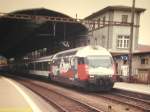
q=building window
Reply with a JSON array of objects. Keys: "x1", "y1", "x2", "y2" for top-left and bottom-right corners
[
  {"x1": 102, "y1": 36, "x2": 105, "y2": 47},
  {"x1": 89, "y1": 22, "x2": 93, "y2": 31},
  {"x1": 98, "y1": 18, "x2": 100, "y2": 28},
  {"x1": 117, "y1": 35, "x2": 129, "y2": 49},
  {"x1": 92, "y1": 21, "x2": 95, "y2": 30},
  {"x1": 141, "y1": 58, "x2": 148, "y2": 64},
  {"x1": 95, "y1": 38, "x2": 98, "y2": 45},
  {"x1": 103, "y1": 16, "x2": 105, "y2": 25},
  {"x1": 122, "y1": 15, "x2": 128, "y2": 23}
]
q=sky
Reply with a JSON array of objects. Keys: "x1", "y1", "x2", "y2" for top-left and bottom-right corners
[{"x1": 0, "y1": 0, "x2": 150, "y2": 45}]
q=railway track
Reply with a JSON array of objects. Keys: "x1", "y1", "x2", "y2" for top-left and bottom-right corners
[
  {"x1": 92, "y1": 89, "x2": 150, "y2": 112},
  {"x1": 112, "y1": 88, "x2": 150, "y2": 102},
  {"x1": 3, "y1": 74, "x2": 150, "y2": 112},
  {"x1": 17, "y1": 78, "x2": 104, "y2": 112}
]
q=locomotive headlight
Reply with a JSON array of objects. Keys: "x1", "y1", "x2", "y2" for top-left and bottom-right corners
[
  {"x1": 108, "y1": 75, "x2": 112, "y2": 77},
  {"x1": 89, "y1": 75, "x2": 95, "y2": 82},
  {"x1": 90, "y1": 75, "x2": 95, "y2": 78},
  {"x1": 107, "y1": 75, "x2": 113, "y2": 79}
]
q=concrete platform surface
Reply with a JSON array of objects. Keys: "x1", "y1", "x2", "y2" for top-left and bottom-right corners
[
  {"x1": 0, "y1": 75, "x2": 58, "y2": 112},
  {"x1": 0, "y1": 76, "x2": 32, "y2": 112},
  {"x1": 114, "y1": 82, "x2": 150, "y2": 95}
]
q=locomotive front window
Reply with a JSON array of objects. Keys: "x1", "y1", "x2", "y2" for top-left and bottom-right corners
[
  {"x1": 78, "y1": 57, "x2": 85, "y2": 64},
  {"x1": 87, "y1": 56, "x2": 112, "y2": 68}
]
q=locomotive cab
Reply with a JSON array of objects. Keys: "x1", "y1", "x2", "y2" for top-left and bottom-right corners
[{"x1": 77, "y1": 55, "x2": 114, "y2": 91}]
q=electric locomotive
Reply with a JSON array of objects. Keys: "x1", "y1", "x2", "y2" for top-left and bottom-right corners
[{"x1": 49, "y1": 45, "x2": 115, "y2": 91}]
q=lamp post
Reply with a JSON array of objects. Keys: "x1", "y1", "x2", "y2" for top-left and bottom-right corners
[{"x1": 128, "y1": 0, "x2": 135, "y2": 82}]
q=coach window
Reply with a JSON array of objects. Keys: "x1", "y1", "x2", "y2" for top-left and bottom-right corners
[
  {"x1": 42, "y1": 62, "x2": 45, "y2": 71},
  {"x1": 30, "y1": 63, "x2": 34, "y2": 70},
  {"x1": 29, "y1": 63, "x2": 31, "y2": 69},
  {"x1": 41, "y1": 62, "x2": 43, "y2": 70},
  {"x1": 36, "y1": 62, "x2": 39, "y2": 70},
  {"x1": 39, "y1": 62, "x2": 41, "y2": 70},
  {"x1": 35, "y1": 62, "x2": 38, "y2": 70},
  {"x1": 34, "y1": 63, "x2": 36, "y2": 70},
  {"x1": 43, "y1": 62, "x2": 45, "y2": 71},
  {"x1": 40, "y1": 62, "x2": 42, "y2": 70},
  {"x1": 35, "y1": 63, "x2": 37, "y2": 70},
  {"x1": 33, "y1": 63, "x2": 35, "y2": 70},
  {"x1": 43, "y1": 62, "x2": 48, "y2": 71},
  {"x1": 44, "y1": 62, "x2": 46, "y2": 71}
]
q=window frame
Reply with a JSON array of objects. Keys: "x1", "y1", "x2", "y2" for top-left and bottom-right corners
[
  {"x1": 122, "y1": 15, "x2": 128, "y2": 23},
  {"x1": 141, "y1": 58, "x2": 149, "y2": 65},
  {"x1": 117, "y1": 35, "x2": 129, "y2": 49},
  {"x1": 101, "y1": 35, "x2": 105, "y2": 47}
]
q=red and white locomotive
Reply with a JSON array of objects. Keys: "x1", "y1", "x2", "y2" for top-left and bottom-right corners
[{"x1": 49, "y1": 45, "x2": 115, "y2": 91}]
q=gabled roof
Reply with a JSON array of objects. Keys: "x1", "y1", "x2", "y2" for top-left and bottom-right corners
[{"x1": 85, "y1": 5, "x2": 145, "y2": 20}]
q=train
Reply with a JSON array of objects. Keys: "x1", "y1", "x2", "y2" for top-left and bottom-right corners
[
  {"x1": 0, "y1": 64, "x2": 9, "y2": 72},
  {"x1": 10, "y1": 45, "x2": 115, "y2": 91},
  {"x1": 0, "y1": 56, "x2": 8, "y2": 72}
]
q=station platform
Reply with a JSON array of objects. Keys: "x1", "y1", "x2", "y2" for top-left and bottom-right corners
[
  {"x1": 114, "y1": 82, "x2": 150, "y2": 95},
  {"x1": 0, "y1": 75, "x2": 58, "y2": 112},
  {"x1": 0, "y1": 76, "x2": 32, "y2": 112}
]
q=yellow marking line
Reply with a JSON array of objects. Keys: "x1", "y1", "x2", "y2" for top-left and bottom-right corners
[
  {"x1": 2, "y1": 77, "x2": 42, "y2": 112},
  {"x1": 0, "y1": 107, "x2": 32, "y2": 112}
]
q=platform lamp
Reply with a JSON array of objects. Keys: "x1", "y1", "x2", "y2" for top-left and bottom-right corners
[{"x1": 128, "y1": 0, "x2": 135, "y2": 82}]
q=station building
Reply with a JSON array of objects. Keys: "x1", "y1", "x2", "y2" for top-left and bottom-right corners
[
  {"x1": 83, "y1": 5, "x2": 145, "y2": 53},
  {"x1": 114, "y1": 45, "x2": 150, "y2": 84}
]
